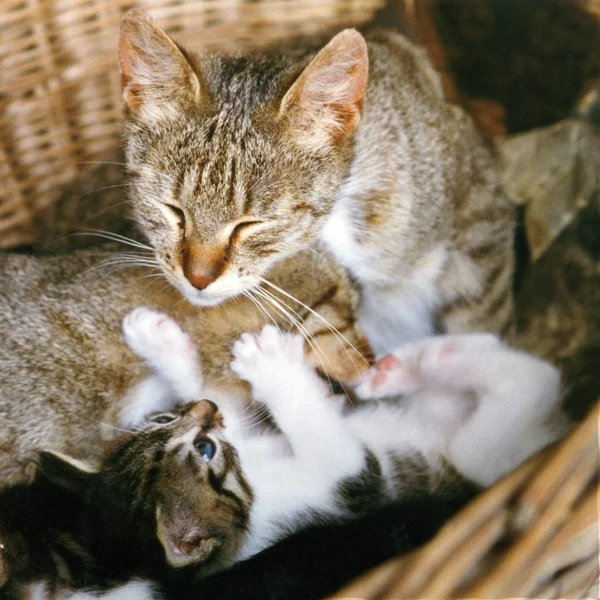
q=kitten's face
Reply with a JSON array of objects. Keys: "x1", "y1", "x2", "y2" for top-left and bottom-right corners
[
  {"x1": 120, "y1": 10, "x2": 368, "y2": 306},
  {"x1": 118, "y1": 400, "x2": 253, "y2": 572}
]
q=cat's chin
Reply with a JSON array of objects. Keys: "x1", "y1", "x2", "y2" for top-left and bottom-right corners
[{"x1": 179, "y1": 286, "x2": 244, "y2": 308}]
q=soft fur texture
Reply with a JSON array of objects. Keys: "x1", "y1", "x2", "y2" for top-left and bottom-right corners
[
  {"x1": 0, "y1": 309, "x2": 565, "y2": 599},
  {"x1": 0, "y1": 248, "x2": 368, "y2": 487},
  {"x1": 119, "y1": 10, "x2": 515, "y2": 355}
]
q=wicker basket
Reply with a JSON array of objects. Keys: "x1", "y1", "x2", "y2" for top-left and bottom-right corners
[
  {"x1": 332, "y1": 400, "x2": 600, "y2": 599},
  {"x1": 0, "y1": 0, "x2": 384, "y2": 249},
  {"x1": 1, "y1": 1, "x2": 598, "y2": 598}
]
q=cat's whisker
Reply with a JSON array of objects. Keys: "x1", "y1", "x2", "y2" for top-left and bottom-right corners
[
  {"x1": 84, "y1": 199, "x2": 136, "y2": 221},
  {"x1": 76, "y1": 183, "x2": 136, "y2": 199},
  {"x1": 253, "y1": 287, "x2": 338, "y2": 394},
  {"x1": 243, "y1": 290, "x2": 281, "y2": 333},
  {"x1": 82, "y1": 258, "x2": 161, "y2": 277},
  {"x1": 256, "y1": 286, "x2": 350, "y2": 386},
  {"x1": 88, "y1": 258, "x2": 159, "y2": 270},
  {"x1": 74, "y1": 229, "x2": 154, "y2": 251},
  {"x1": 258, "y1": 295, "x2": 340, "y2": 395},
  {"x1": 259, "y1": 277, "x2": 369, "y2": 374},
  {"x1": 75, "y1": 161, "x2": 128, "y2": 167}
]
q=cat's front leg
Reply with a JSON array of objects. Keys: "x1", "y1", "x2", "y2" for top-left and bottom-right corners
[
  {"x1": 122, "y1": 307, "x2": 204, "y2": 402},
  {"x1": 231, "y1": 326, "x2": 363, "y2": 466}
]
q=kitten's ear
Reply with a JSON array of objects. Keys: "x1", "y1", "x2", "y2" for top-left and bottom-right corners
[
  {"x1": 37, "y1": 451, "x2": 98, "y2": 493},
  {"x1": 119, "y1": 9, "x2": 202, "y2": 121},
  {"x1": 278, "y1": 29, "x2": 368, "y2": 152}
]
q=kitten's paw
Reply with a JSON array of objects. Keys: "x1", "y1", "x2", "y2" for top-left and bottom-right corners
[
  {"x1": 231, "y1": 325, "x2": 304, "y2": 384},
  {"x1": 355, "y1": 352, "x2": 421, "y2": 399},
  {"x1": 123, "y1": 307, "x2": 196, "y2": 363}
]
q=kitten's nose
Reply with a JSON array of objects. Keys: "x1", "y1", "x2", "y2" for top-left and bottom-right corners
[
  {"x1": 186, "y1": 272, "x2": 216, "y2": 290},
  {"x1": 182, "y1": 400, "x2": 221, "y2": 427}
]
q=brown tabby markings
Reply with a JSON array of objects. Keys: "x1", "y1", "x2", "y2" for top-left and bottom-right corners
[
  {"x1": 0, "y1": 248, "x2": 368, "y2": 487},
  {"x1": 117, "y1": 10, "x2": 515, "y2": 346}
]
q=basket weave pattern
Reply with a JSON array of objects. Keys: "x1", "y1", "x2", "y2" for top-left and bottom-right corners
[
  {"x1": 0, "y1": 0, "x2": 383, "y2": 249},
  {"x1": 332, "y1": 400, "x2": 600, "y2": 599},
  {"x1": 1, "y1": 1, "x2": 598, "y2": 597}
]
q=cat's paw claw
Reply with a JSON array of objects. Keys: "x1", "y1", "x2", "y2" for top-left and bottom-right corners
[{"x1": 123, "y1": 307, "x2": 196, "y2": 361}]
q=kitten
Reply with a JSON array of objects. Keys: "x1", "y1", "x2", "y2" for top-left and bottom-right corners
[
  {"x1": 118, "y1": 9, "x2": 515, "y2": 355},
  {"x1": 0, "y1": 247, "x2": 368, "y2": 487},
  {"x1": 0, "y1": 309, "x2": 564, "y2": 599},
  {"x1": 0, "y1": 456, "x2": 475, "y2": 600}
]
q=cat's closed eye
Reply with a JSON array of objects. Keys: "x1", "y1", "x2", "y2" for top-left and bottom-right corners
[
  {"x1": 161, "y1": 204, "x2": 186, "y2": 233},
  {"x1": 229, "y1": 220, "x2": 264, "y2": 245}
]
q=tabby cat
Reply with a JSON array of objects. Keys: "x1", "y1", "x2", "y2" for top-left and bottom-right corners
[
  {"x1": 119, "y1": 9, "x2": 515, "y2": 355},
  {"x1": 0, "y1": 248, "x2": 367, "y2": 487},
  {"x1": 0, "y1": 308, "x2": 565, "y2": 599}
]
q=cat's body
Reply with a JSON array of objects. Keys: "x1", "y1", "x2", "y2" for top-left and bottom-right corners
[
  {"x1": 119, "y1": 11, "x2": 515, "y2": 355},
  {"x1": 0, "y1": 310, "x2": 564, "y2": 599},
  {"x1": 0, "y1": 248, "x2": 367, "y2": 487}
]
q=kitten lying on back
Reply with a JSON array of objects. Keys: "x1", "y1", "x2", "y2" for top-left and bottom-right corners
[
  {"x1": 119, "y1": 10, "x2": 515, "y2": 354},
  {"x1": 0, "y1": 248, "x2": 367, "y2": 487},
  {"x1": 0, "y1": 309, "x2": 566, "y2": 598}
]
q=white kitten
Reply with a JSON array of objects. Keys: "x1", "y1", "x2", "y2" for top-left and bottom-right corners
[{"x1": 121, "y1": 308, "x2": 567, "y2": 560}]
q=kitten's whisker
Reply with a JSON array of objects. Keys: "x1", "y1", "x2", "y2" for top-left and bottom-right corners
[
  {"x1": 259, "y1": 277, "x2": 369, "y2": 374},
  {"x1": 92, "y1": 420, "x2": 136, "y2": 435}
]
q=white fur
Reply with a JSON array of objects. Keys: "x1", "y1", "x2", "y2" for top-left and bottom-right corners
[
  {"x1": 321, "y1": 194, "x2": 448, "y2": 355},
  {"x1": 120, "y1": 308, "x2": 204, "y2": 427},
  {"x1": 58, "y1": 581, "x2": 156, "y2": 600},
  {"x1": 121, "y1": 310, "x2": 567, "y2": 565}
]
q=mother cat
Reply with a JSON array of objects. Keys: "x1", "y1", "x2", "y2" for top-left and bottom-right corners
[{"x1": 119, "y1": 9, "x2": 515, "y2": 354}]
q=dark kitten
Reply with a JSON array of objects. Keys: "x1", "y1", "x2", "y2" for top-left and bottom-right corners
[{"x1": 0, "y1": 451, "x2": 477, "y2": 600}]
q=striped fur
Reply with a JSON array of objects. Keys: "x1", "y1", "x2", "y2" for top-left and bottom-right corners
[{"x1": 119, "y1": 11, "x2": 515, "y2": 355}]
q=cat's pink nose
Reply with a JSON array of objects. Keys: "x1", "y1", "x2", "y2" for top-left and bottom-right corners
[{"x1": 186, "y1": 272, "x2": 216, "y2": 290}]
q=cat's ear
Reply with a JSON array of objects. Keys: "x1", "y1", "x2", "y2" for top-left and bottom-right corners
[
  {"x1": 278, "y1": 29, "x2": 368, "y2": 152},
  {"x1": 119, "y1": 9, "x2": 202, "y2": 121},
  {"x1": 37, "y1": 451, "x2": 98, "y2": 493}
]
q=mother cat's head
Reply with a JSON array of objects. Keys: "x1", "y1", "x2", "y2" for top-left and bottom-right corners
[{"x1": 119, "y1": 9, "x2": 368, "y2": 306}]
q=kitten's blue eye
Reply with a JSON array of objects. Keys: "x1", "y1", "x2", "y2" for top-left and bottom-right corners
[{"x1": 194, "y1": 437, "x2": 216, "y2": 462}]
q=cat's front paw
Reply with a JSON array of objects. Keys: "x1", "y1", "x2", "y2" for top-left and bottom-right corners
[
  {"x1": 231, "y1": 325, "x2": 305, "y2": 386},
  {"x1": 123, "y1": 307, "x2": 196, "y2": 364}
]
